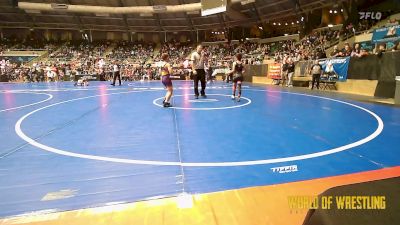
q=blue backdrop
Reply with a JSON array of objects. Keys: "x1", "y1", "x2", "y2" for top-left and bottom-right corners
[{"x1": 319, "y1": 57, "x2": 350, "y2": 81}]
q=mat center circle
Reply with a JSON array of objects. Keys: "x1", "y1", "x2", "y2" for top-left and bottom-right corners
[{"x1": 153, "y1": 94, "x2": 251, "y2": 110}]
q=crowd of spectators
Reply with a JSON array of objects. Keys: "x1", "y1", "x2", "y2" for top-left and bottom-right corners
[
  {"x1": 106, "y1": 41, "x2": 154, "y2": 64},
  {"x1": 1, "y1": 14, "x2": 399, "y2": 83},
  {"x1": 156, "y1": 41, "x2": 194, "y2": 66}
]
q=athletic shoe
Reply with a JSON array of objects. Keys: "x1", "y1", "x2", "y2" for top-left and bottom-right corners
[
  {"x1": 231, "y1": 95, "x2": 235, "y2": 100},
  {"x1": 236, "y1": 96, "x2": 241, "y2": 102},
  {"x1": 163, "y1": 102, "x2": 172, "y2": 107},
  {"x1": 110, "y1": 83, "x2": 115, "y2": 86},
  {"x1": 195, "y1": 95, "x2": 199, "y2": 99},
  {"x1": 201, "y1": 94, "x2": 207, "y2": 98}
]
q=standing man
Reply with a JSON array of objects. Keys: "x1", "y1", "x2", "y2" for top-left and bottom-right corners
[
  {"x1": 309, "y1": 60, "x2": 323, "y2": 90},
  {"x1": 191, "y1": 45, "x2": 206, "y2": 99},
  {"x1": 286, "y1": 58, "x2": 295, "y2": 87},
  {"x1": 281, "y1": 56, "x2": 288, "y2": 86},
  {"x1": 110, "y1": 60, "x2": 121, "y2": 86}
]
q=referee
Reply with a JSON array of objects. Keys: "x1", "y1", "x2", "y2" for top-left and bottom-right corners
[
  {"x1": 110, "y1": 61, "x2": 121, "y2": 86},
  {"x1": 191, "y1": 45, "x2": 206, "y2": 99}
]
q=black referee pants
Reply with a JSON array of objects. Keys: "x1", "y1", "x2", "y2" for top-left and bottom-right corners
[
  {"x1": 112, "y1": 71, "x2": 121, "y2": 85},
  {"x1": 193, "y1": 69, "x2": 206, "y2": 96}
]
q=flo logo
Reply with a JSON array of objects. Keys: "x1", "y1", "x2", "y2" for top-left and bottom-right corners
[
  {"x1": 359, "y1": 12, "x2": 382, "y2": 20},
  {"x1": 271, "y1": 165, "x2": 298, "y2": 173}
]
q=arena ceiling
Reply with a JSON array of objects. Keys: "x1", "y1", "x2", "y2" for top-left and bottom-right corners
[{"x1": 0, "y1": 0, "x2": 346, "y2": 32}]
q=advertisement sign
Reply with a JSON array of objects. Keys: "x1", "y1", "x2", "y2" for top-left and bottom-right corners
[
  {"x1": 268, "y1": 63, "x2": 282, "y2": 79},
  {"x1": 358, "y1": 41, "x2": 375, "y2": 52},
  {"x1": 372, "y1": 25, "x2": 400, "y2": 43}
]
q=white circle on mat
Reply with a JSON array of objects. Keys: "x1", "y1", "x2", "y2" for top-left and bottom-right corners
[
  {"x1": 15, "y1": 89, "x2": 384, "y2": 167},
  {"x1": 153, "y1": 94, "x2": 251, "y2": 110},
  {"x1": 0, "y1": 92, "x2": 53, "y2": 112}
]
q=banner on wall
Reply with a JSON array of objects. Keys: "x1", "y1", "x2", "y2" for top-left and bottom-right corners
[
  {"x1": 358, "y1": 41, "x2": 375, "y2": 52},
  {"x1": 267, "y1": 63, "x2": 281, "y2": 79},
  {"x1": 371, "y1": 25, "x2": 400, "y2": 43},
  {"x1": 0, "y1": 56, "x2": 37, "y2": 63},
  {"x1": 319, "y1": 57, "x2": 350, "y2": 81}
]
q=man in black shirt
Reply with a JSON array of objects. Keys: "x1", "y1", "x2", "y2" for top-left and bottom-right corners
[
  {"x1": 286, "y1": 59, "x2": 295, "y2": 87},
  {"x1": 281, "y1": 57, "x2": 289, "y2": 86},
  {"x1": 309, "y1": 60, "x2": 323, "y2": 90}
]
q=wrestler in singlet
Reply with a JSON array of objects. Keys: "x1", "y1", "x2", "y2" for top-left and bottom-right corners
[
  {"x1": 231, "y1": 53, "x2": 245, "y2": 102},
  {"x1": 160, "y1": 53, "x2": 173, "y2": 107}
]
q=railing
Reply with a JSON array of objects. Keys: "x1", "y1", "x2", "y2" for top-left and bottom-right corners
[{"x1": 7, "y1": 48, "x2": 48, "y2": 51}]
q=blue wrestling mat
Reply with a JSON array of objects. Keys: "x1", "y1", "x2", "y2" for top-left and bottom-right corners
[{"x1": 0, "y1": 81, "x2": 399, "y2": 217}]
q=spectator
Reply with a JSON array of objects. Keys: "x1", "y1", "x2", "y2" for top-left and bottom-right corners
[
  {"x1": 375, "y1": 44, "x2": 386, "y2": 57},
  {"x1": 331, "y1": 45, "x2": 342, "y2": 57},
  {"x1": 390, "y1": 42, "x2": 400, "y2": 51},
  {"x1": 342, "y1": 43, "x2": 352, "y2": 57},
  {"x1": 351, "y1": 43, "x2": 362, "y2": 57},
  {"x1": 286, "y1": 58, "x2": 295, "y2": 87}
]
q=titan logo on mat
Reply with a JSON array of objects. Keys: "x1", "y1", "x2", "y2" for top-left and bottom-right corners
[{"x1": 271, "y1": 165, "x2": 298, "y2": 173}]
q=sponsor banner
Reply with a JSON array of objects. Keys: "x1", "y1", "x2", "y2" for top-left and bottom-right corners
[
  {"x1": 372, "y1": 25, "x2": 400, "y2": 43},
  {"x1": 357, "y1": 41, "x2": 375, "y2": 52},
  {"x1": 319, "y1": 57, "x2": 350, "y2": 81},
  {"x1": 0, "y1": 56, "x2": 37, "y2": 63},
  {"x1": 267, "y1": 63, "x2": 282, "y2": 79}
]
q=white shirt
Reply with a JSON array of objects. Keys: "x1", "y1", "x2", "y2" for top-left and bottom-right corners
[
  {"x1": 191, "y1": 51, "x2": 204, "y2": 69},
  {"x1": 183, "y1": 59, "x2": 189, "y2": 69},
  {"x1": 98, "y1": 59, "x2": 104, "y2": 68},
  {"x1": 113, "y1": 64, "x2": 119, "y2": 72}
]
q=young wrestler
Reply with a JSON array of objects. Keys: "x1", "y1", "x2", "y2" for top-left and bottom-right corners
[
  {"x1": 160, "y1": 53, "x2": 174, "y2": 107},
  {"x1": 231, "y1": 53, "x2": 245, "y2": 102},
  {"x1": 74, "y1": 76, "x2": 89, "y2": 86}
]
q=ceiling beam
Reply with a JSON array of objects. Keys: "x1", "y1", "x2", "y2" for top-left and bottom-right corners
[
  {"x1": 217, "y1": 13, "x2": 227, "y2": 30},
  {"x1": 251, "y1": 2, "x2": 265, "y2": 31},
  {"x1": 179, "y1": 0, "x2": 196, "y2": 31},
  {"x1": 14, "y1": 0, "x2": 37, "y2": 30},
  {"x1": 241, "y1": 0, "x2": 290, "y2": 13},
  {"x1": 148, "y1": 0, "x2": 163, "y2": 32},
  {"x1": 117, "y1": 0, "x2": 131, "y2": 32},
  {"x1": 64, "y1": 0, "x2": 84, "y2": 30}
]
